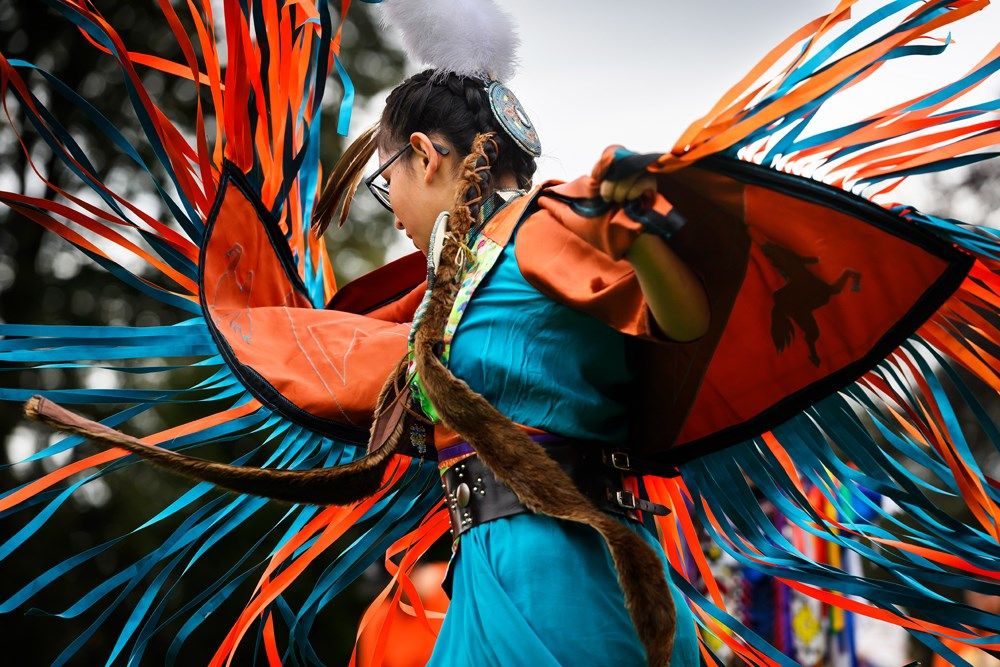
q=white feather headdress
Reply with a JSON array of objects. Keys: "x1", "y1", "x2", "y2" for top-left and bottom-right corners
[{"x1": 378, "y1": 0, "x2": 520, "y2": 82}]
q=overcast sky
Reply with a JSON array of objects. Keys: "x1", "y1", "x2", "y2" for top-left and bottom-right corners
[
  {"x1": 502, "y1": 0, "x2": 998, "y2": 184},
  {"x1": 355, "y1": 0, "x2": 998, "y2": 261}
]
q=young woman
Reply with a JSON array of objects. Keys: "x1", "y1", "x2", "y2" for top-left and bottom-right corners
[
  {"x1": 309, "y1": 68, "x2": 709, "y2": 665},
  {"x1": 10, "y1": 1, "x2": 999, "y2": 665}
]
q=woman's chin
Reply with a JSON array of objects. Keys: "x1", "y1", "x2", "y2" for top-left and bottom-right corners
[{"x1": 404, "y1": 232, "x2": 423, "y2": 254}]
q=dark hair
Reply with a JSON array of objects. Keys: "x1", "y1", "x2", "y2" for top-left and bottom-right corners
[
  {"x1": 378, "y1": 69, "x2": 537, "y2": 189},
  {"x1": 312, "y1": 69, "x2": 538, "y2": 234}
]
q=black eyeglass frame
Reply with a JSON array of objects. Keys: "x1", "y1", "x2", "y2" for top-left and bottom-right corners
[{"x1": 364, "y1": 142, "x2": 452, "y2": 213}]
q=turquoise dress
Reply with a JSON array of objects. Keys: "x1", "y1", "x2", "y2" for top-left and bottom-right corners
[{"x1": 426, "y1": 220, "x2": 700, "y2": 666}]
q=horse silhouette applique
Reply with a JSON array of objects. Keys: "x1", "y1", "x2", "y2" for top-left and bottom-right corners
[
  {"x1": 763, "y1": 242, "x2": 862, "y2": 366},
  {"x1": 212, "y1": 243, "x2": 255, "y2": 344}
]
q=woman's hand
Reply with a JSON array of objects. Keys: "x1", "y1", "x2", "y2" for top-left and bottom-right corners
[
  {"x1": 598, "y1": 172, "x2": 657, "y2": 205},
  {"x1": 595, "y1": 147, "x2": 711, "y2": 342},
  {"x1": 539, "y1": 146, "x2": 663, "y2": 260},
  {"x1": 538, "y1": 144, "x2": 710, "y2": 341},
  {"x1": 594, "y1": 144, "x2": 658, "y2": 207}
]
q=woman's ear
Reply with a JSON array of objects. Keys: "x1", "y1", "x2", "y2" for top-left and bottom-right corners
[{"x1": 409, "y1": 132, "x2": 442, "y2": 184}]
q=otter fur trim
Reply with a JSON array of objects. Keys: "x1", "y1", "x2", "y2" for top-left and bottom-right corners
[
  {"x1": 378, "y1": 0, "x2": 519, "y2": 81},
  {"x1": 23, "y1": 358, "x2": 413, "y2": 506},
  {"x1": 411, "y1": 133, "x2": 676, "y2": 665}
]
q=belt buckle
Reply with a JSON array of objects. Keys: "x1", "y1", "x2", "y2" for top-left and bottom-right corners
[
  {"x1": 608, "y1": 451, "x2": 631, "y2": 471},
  {"x1": 616, "y1": 490, "x2": 638, "y2": 510}
]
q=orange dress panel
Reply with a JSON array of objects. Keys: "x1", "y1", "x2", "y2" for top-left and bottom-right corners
[{"x1": 203, "y1": 176, "x2": 415, "y2": 430}]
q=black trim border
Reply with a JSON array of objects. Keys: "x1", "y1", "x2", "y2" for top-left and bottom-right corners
[
  {"x1": 197, "y1": 159, "x2": 974, "y2": 471},
  {"x1": 199, "y1": 161, "x2": 371, "y2": 445},
  {"x1": 652, "y1": 156, "x2": 975, "y2": 473}
]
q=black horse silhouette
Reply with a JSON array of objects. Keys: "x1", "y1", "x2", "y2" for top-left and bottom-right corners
[{"x1": 763, "y1": 242, "x2": 861, "y2": 366}]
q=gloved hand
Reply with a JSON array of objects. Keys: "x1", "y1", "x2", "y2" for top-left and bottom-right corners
[
  {"x1": 595, "y1": 145, "x2": 659, "y2": 204},
  {"x1": 542, "y1": 145, "x2": 677, "y2": 261}
]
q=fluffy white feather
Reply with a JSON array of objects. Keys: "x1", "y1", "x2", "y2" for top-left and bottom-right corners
[{"x1": 379, "y1": 0, "x2": 520, "y2": 81}]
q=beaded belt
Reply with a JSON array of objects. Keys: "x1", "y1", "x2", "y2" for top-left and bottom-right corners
[{"x1": 438, "y1": 440, "x2": 670, "y2": 538}]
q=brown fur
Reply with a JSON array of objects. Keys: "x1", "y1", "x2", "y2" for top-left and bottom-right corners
[
  {"x1": 23, "y1": 357, "x2": 412, "y2": 506},
  {"x1": 412, "y1": 133, "x2": 676, "y2": 665},
  {"x1": 23, "y1": 131, "x2": 676, "y2": 664}
]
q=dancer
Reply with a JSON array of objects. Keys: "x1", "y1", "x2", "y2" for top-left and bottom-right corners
[
  {"x1": 310, "y1": 61, "x2": 709, "y2": 663},
  {"x1": 2, "y1": 0, "x2": 998, "y2": 665}
]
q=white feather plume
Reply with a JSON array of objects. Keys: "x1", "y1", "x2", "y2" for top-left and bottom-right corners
[{"x1": 378, "y1": 0, "x2": 520, "y2": 82}]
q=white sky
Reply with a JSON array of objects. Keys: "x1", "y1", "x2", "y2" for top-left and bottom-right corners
[
  {"x1": 503, "y1": 0, "x2": 999, "y2": 189},
  {"x1": 354, "y1": 0, "x2": 998, "y2": 262}
]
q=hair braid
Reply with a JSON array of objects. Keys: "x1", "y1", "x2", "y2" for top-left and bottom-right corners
[
  {"x1": 453, "y1": 133, "x2": 497, "y2": 242},
  {"x1": 418, "y1": 132, "x2": 495, "y2": 343},
  {"x1": 455, "y1": 77, "x2": 536, "y2": 190},
  {"x1": 480, "y1": 136, "x2": 499, "y2": 196},
  {"x1": 409, "y1": 130, "x2": 677, "y2": 667},
  {"x1": 461, "y1": 79, "x2": 499, "y2": 135}
]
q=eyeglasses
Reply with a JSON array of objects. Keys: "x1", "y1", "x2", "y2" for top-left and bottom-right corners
[{"x1": 364, "y1": 142, "x2": 451, "y2": 213}]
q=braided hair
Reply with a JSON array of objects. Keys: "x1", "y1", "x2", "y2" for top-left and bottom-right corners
[
  {"x1": 379, "y1": 69, "x2": 536, "y2": 191},
  {"x1": 312, "y1": 70, "x2": 538, "y2": 234},
  {"x1": 407, "y1": 130, "x2": 679, "y2": 666}
]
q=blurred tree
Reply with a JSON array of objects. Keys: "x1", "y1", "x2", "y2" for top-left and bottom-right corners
[
  {"x1": 0, "y1": 1, "x2": 404, "y2": 664},
  {"x1": 923, "y1": 161, "x2": 1000, "y2": 474},
  {"x1": 926, "y1": 162, "x2": 1000, "y2": 231},
  {"x1": 882, "y1": 162, "x2": 1000, "y2": 667}
]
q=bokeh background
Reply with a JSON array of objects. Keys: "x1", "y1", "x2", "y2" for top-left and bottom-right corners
[{"x1": 1, "y1": 1, "x2": 997, "y2": 664}]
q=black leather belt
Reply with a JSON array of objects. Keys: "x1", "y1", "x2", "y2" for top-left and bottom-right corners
[{"x1": 439, "y1": 440, "x2": 670, "y2": 538}]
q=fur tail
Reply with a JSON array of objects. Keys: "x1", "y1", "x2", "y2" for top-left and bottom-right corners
[
  {"x1": 411, "y1": 133, "x2": 676, "y2": 665},
  {"x1": 23, "y1": 364, "x2": 411, "y2": 506},
  {"x1": 415, "y1": 354, "x2": 677, "y2": 665}
]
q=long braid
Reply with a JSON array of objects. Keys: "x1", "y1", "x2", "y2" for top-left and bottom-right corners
[
  {"x1": 411, "y1": 134, "x2": 677, "y2": 665},
  {"x1": 453, "y1": 77, "x2": 496, "y2": 137},
  {"x1": 427, "y1": 131, "x2": 496, "y2": 302}
]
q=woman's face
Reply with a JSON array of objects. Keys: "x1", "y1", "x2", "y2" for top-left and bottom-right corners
[{"x1": 379, "y1": 132, "x2": 459, "y2": 255}]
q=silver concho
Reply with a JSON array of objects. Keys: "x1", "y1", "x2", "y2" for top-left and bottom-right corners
[
  {"x1": 456, "y1": 483, "x2": 471, "y2": 508},
  {"x1": 486, "y1": 81, "x2": 542, "y2": 158}
]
